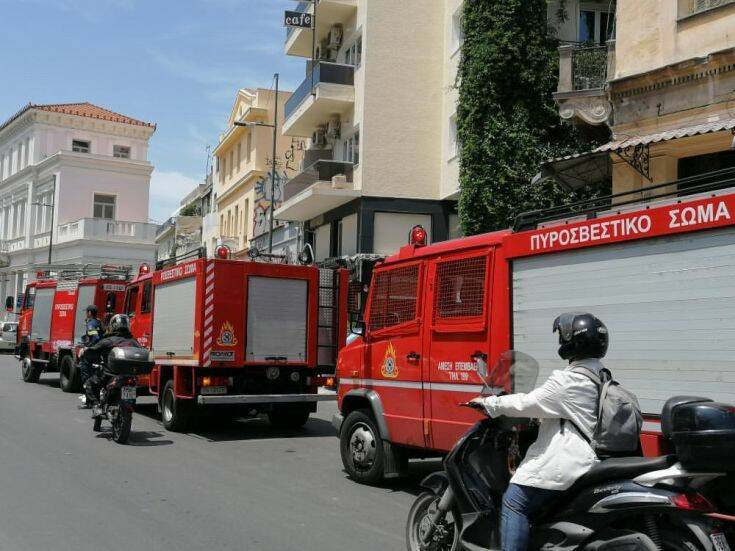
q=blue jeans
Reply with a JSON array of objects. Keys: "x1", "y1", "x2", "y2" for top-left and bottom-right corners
[
  {"x1": 78, "y1": 358, "x2": 95, "y2": 384},
  {"x1": 500, "y1": 483, "x2": 561, "y2": 551}
]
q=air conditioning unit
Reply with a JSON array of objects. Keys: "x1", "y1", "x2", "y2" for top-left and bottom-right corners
[
  {"x1": 327, "y1": 116, "x2": 341, "y2": 140},
  {"x1": 331, "y1": 174, "x2": 347, "y2": 189},
  {"x1": 327, "y1": 24, "x2": 343, "y2": 50},
  {"x1": 312, "y1": 127, "x2": 327, "y2": 147}
]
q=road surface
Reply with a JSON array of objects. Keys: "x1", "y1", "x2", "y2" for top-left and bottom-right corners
[{"x1": 0, "y1": 355, "x2": 439, "y2": 551}]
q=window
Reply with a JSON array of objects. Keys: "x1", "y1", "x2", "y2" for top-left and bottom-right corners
[
  {"x1": 678, "y1": 150, "x2": 735, "y2": 194},
  {"x1": 222, "y1": 156, "x2": 227, "y2": 178},
  {"x1": 113, "y1": 145, "x2": 131, "y2": 158},
  {"x1": 125, "y1": 286, "x2": 139, "y2": 316},
  {"x1": 684, "y1": 0, "x2": 735, "y2": 17},
  {"x1": 93, "y1": 194, "x2": 115, "y2": 219},
  {"x1": 229, "y1": 151, "x2": 233, "y2": 178},
  {"x1": 578, "y1": 8, "x2": 614, "y2": 44},
  {"x1": 23, "y1": 286, "x2": 35, "y2": 310},
  {"x1": 72, "y1": 140, "x2": 90, "y2": 153},
  {"x1": 434, "y1": 256, "x2": 486, "y2": 320},
  {"x1": 343, "y1": 131, "x2": 360, "y2": 165},
  {"x1": 368, "y1": 265, "x2": 420, "y2": 332},
  {"x1": 246, "y1": 132, "x2": 252, "y2": 162},
  {"x1": 345, "y1": 36, "x2": 362, "y2": 67},
  {"x1": 449, "y1": 115, "x2": 458, "y2": 159},
  {"x1": 3, "y1": 322, "x2": 16, "y2": 332},
  {"x1": 451, "y1": 7, "x2": 464, "y2": 54},
  {"x1": 237, "y1": 142, "x2": 241, "y2": 171},
  {"x1": 141, "y1": 281, "x2": 152, "y2": 313},
  {"x1": 216, "y1": 156, "x2": 220, "y2": 173}
]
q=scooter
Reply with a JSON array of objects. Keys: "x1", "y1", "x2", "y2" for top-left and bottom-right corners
[{"x1": 406, "y1": 351, "x2": 734, "y2": 551}]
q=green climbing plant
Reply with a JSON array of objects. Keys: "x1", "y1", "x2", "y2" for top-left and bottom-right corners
[{"x1": 457, "y1": 0, "x2": 607, "y2": 235}]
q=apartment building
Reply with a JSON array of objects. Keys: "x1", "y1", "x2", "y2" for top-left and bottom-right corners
[
  {"x1": 547, "y1": 0, "x2": 735, "y2": 195},
  {"x1": 211, "y1": 88, "x2": 301, "y2": 257},
  {"x1": 0, "y1": 102, "x2": 157, "y2": 306},
  {"x1": 156, "y1": 179, "x2": 212, "y2": 262},
  {"x1": 276, "y1": 0, "x2": 465, "y2": 261}
]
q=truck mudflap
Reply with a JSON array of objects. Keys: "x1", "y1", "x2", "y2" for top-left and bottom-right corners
[{"x1": 196, "y1": 393, "x2": 337, "y2": 405}]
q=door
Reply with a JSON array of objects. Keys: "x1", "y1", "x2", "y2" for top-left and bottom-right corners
[
  {"x1": 426, "y1": 251, "x2": 492, "y2": 451},
  {"x1": 128, "y1": 280, "x2": 153, "y2": 348},
  {"x1": 364, "y1": 261, "x2": 426, "y2": 448}
]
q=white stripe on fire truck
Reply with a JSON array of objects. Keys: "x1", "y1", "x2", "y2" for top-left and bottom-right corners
[
  {"x1": 203, "y1": 337, "x2": 213, "y2": 348},
  {"x1": 205, "y1": 291, "x2": 214, "y2": 304},
  {"x1": 204, "y1": 315, "x2": 213, "y2": 327},
  {"x1": 206, "y1": 262, "x2": 215, "y2": 273},
  {"x1": 204, "y1": 304, "x2": 214, "y2": 317},
  {"x1": 203, "y1": 325, "x2": 213, "y2": 337},
  {"x1": 339, "y1": 378, "x2": 490, "y2": 393},
  {"x1": 206, "y1": 283, "x2": 215, "y2": 295}
]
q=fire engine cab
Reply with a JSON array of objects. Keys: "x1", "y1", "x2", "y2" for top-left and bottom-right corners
[
  {"x1": 334, "y1": 180, "x2": 735, "y2": 484},
  {"x1": 124, "y1": 248, "x2": 349, "y2": 432},
  {"x1": 16, "y1": 265, "x2": 130, "y2": 391}
]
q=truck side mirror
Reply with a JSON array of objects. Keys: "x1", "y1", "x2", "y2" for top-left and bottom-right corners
[
  {"x1": 349, "y1": 312, "x2": 366, "y2": 336},
  {"x1": 5, "y1": 296, "x2": 13, "y2": 311}
]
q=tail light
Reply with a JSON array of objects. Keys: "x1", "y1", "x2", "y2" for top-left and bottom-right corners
[
  {"x1": 200, "y1": 376, "x2": 232, "y2": 388},
  {"x1": 670, "y1": 493, "x2": 715, "y2": 513},
  {"x1": 325, "y1": 377, "x2": 337, "y2": 390}
]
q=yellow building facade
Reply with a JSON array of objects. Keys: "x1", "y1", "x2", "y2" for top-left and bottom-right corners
[{"x1": 211, "y1": 88, "x2": 300, "y2": 256}]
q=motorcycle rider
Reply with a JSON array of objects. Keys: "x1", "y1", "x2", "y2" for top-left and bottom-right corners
[
  {"x1": 81, "y1": 314, "x2": 141, "y2": 415},
  {"x1": 470, "y1": 312, "x2": 608, "y2": 551}
]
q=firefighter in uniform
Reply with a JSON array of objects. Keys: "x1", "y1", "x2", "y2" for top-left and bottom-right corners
[{"x1": 77, "y1": 305, "x2": 103, "y2": 409}]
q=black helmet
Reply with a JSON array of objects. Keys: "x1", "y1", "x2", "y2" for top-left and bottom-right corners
[
  {"x1": 553, "y1": 312, "x2": 609, "y2": 361},
  {"x1": 85, "y1": 304, "x2": 98, "y2": 316},
  {"x1": 108, "y1": 314, "x2": 130, "y2": 334}
]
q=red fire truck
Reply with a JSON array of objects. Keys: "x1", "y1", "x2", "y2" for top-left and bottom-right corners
[
  {"x1": 334, "y1": 182, "x2": 735, "y2": 484},
  {"x1": 123, "y1": 250, "x2": 349, "y2": 431},
  {"x1": 16, "y1": 265, "x2": 130, "y2": 391}
]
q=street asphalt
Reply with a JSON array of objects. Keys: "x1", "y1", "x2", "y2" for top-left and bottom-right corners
[{"x1": 0, "y1": 354, "x2": 440, "y2": 551}]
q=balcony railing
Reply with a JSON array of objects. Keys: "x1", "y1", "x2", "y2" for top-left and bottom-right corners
[
  {"x1": 286, "y1": 1, "x2": 311, "y2": 38},
  {"x1": 56, "y1": 218, "x2": 158, "y2": 245},
  {"x1": 283, "y1": 159, "x2": 354, "y2": 202},
  {"x1": 284, "y1": 62, "x2": 355, "y2": 121},
  {"x1": 572, "y1": 45, "x2": 608, "y2": 91}
]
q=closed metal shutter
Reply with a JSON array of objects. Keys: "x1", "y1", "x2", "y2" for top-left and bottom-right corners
[
  {"x1": 512, "y1": 226, "x2": 735, "y2": 414},
  {"x1": 246, "y1": 276, "x2": 308, "y2": 362},
  {"x1": 74, "y1": 285, "x2": 96, "y2": 344},
  {"x1": 30, "y1": 288, "x2": 54, "y2": 342},
  {"x1": 152, "y1": 278, "x2": 197, "y2": 356}
]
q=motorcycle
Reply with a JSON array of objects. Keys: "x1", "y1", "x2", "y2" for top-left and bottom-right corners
[
  {"x1": 89, "y1": 346, "x2": 154, "y2": 445},
  {"x1": 406, "y1": 351, "x2": 735, "y2": 551}
]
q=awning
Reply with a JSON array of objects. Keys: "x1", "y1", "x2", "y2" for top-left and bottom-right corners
[{"x1": 540, "y1": 117, "x2": 735, "y2": 190}]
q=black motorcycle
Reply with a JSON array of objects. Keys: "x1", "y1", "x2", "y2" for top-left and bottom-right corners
[
  {"x1": 90, "y1": 346, "x2": 154, "y2": 444},
  {"x1": 406, "y1": 351, "x2": 735, "y2": 551}
]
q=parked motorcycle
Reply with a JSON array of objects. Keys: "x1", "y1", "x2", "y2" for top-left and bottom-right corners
[
  {"x1": 90, "y1": 346, "x2": 154, "y2": 444},
  {"x1": 406, "y1": 351, "x2": 735, "y2": 551}
]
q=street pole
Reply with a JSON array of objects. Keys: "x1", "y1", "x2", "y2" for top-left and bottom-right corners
[
  {"x1": 48, "y1": 174, "x2": 56, "y2": 264},
  {"x1": 311, "y1": 0, "x2": 318, "y2": 94},
  {"x1": 269, "y1": 73, "x2": 279, "y2": 254}
]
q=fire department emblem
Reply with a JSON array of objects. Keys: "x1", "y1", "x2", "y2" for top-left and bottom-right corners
[
  {"x1": 216, "y1": 321, "x2": 238, "y2": 347},
  {"x1": 381, "y1": 342, "x2": 399, "y2": 379}
]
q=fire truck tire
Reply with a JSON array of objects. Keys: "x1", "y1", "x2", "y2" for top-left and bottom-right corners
[
  {"x1": 340, "y1": 409, "x2": 385, "y2": 485},
  {"x1": 21, "y1": 356, "x2": 42, "y2": 384},
  {"x1": 59, "y1": 355, "x2": 79, "y2": 393},
  {"x1": 268, "y1": 404, "x2": 311, "y2": 429},
  {"x1": 161, "y1": 380, "x2": 190, "y2": 432}
]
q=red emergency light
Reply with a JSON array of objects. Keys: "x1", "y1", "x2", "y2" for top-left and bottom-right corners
[
  {"x1": 409, "y1": 225, "x2": 428, "y2": 247},
  {"x1": 216, "y1": 245, "x2": 231, "y2": 259},
  {"x1": 138, "y1": 263, "x2": 151, "y2": 277}
]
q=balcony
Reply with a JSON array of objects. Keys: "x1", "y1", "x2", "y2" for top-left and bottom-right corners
[
  {"x1": 285, "y1": 0, "x2": 358, "y2": 58},
  {"x1": 283, "y1": 62, "x2": 355, "y2": 137},
  {"x1": 276, "y1": 159, "x2": 359, "y2": 222},
  {"x1": 55, "y1": 218, "x2": 158, "y2": 245},
  {"x1": 554, "y1": 42, "x2": 615, "y2": 126}
]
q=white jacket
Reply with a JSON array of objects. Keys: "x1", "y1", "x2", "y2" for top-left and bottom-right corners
[{"x1": 480, "y1": 358, "x2": 602, "y2": 490}]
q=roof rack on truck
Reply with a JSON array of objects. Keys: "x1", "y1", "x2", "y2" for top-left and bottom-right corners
[{"x1": 33, "y1": 263, "x2": 132, "y2": 282}]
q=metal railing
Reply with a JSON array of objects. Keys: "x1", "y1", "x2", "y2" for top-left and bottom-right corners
[
  {"x1": 284, "y1": 62, "x2": 355, "y2": 121},
  {"x1": 283, "y1": 159, "x2": 354, "y2": 202},
  {"x1": 572, "y1": 45, "x2": 608, "y2": 91}
]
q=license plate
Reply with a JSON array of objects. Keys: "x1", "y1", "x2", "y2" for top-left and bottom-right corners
[
  {"x1": 121, "y1": 386, "x2": 136, "y2": 401},
  {"x1": 712, "y1": 533, "x2": 731, "y2": 551},
  {"x1": 201, "y1": 386, "x2": 227, "y2": 395}
]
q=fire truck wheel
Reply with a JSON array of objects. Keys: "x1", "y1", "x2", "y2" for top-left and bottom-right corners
[
  {"x1": 21, "y1": 356, "x2": 42, "y2": 384},
  {"x1": 268, "y1": 404, "x2": 311, "y2": 429},
  {"x1": 340, "y1": 409, "x2": 385, "y2": 485},
  {"x1": 59, "y1": 355, "x2": 78, "y2": 393},
  {"x1": 161, "y1": 380, "x2": 190, "y2": 432}
]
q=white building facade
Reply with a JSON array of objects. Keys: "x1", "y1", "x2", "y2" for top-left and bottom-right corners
[{"x1": 0, "y1": 102, "x2": 157, "y2": 308}]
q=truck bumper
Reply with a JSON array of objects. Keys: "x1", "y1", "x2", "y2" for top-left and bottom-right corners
[
  {"x1": 196, "y1": 393, "x2": 338, "y2": 405},
  {"x1": 331, "y1": 412, "x2": 344, "y2": 434}
]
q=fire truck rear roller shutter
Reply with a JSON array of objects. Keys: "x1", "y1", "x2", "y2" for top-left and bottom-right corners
[
  {"x1": 152, "y1": 278, "x2": 197, "y2": 356},
  {"x1": 512, "y1": 225, "x2": 735, "y2": 415},
  {"x1": 30, "y1": 288, "x2": 54, "y2": 342}
]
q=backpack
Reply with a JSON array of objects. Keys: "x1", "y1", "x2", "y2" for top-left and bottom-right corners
[{"x1": 570, "y1": 366, "x2": 643, "y2": 456}]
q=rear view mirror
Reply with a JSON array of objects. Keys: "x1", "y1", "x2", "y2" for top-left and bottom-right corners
[
  {"x1": 5, "y1": 296, "x2": 13, "y2": 311},
  {"x1": 106, "y1": 293, "x2": 116, "y2": 312},
  {"x1": 349, "y1": 312, "x2": 365, "y2": 336}
]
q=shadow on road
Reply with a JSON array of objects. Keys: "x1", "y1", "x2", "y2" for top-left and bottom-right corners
[
  {"x1": 339, "y1": 458, "x2": 444, "y2": 498},
  {"x1": 35, "y1": 376, "x2": 60, "y2": 389},
  {"x1": 94, "y1": 428, "x2": 174, "y2": 446},
  {"x1": 134, "y1": 402, "x2": 338, "y2": 442}
]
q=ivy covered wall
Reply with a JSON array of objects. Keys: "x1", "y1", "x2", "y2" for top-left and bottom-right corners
[{"x1": 457, "y1": 0, "x2": 603, "y2": 235}]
